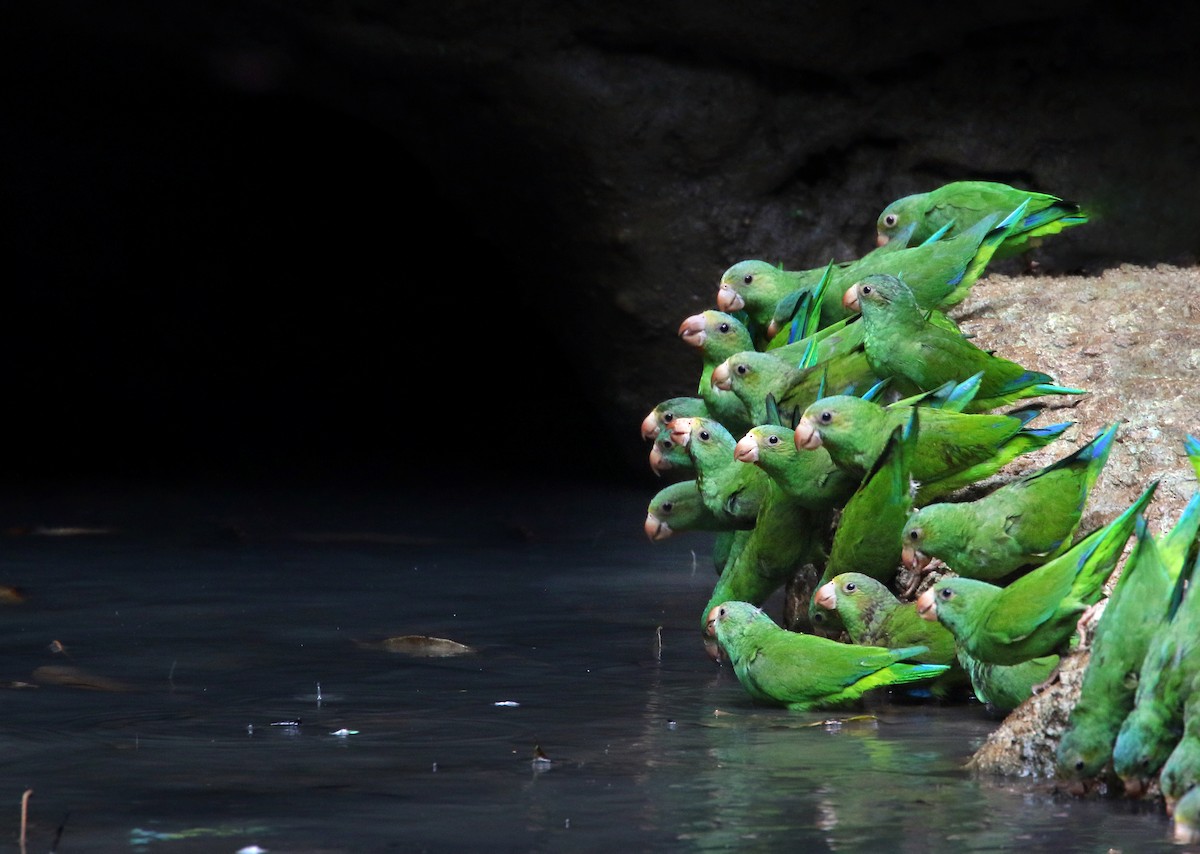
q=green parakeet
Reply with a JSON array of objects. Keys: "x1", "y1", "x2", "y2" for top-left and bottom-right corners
[
  {"x1": 914, "y1": 480, "x2": 1159, "y2": 667},
  {"x1": 1056, "y1": 511, "x2": 1193, "y2": 786},
  {"x1": 733, "y1": 423, "x2": 857, "y2": 511},
  {"x1": 874, "y1": 179, "x2": 1087, "y2": 256},
  {"x1": 1111, "y1": 547, "x2": 1200, "y2": 797},
  {"x1": 712, "y1": 347, "x2": 882, "y2": 428},
  {"x1": 900, "y1": 422, "x2": 1119, "y2": 582},
  {"x1": 678, "y1": 310, "x2": 756, "y2": 436},
  {"x1": 645, "y1": 479, "x2": 747, "y2": 576},
  {"x1": 795, "y1": 393, "x2": 1073, "y2": 504},
  {"x1": 706, "y1": 600, "x2": 949, "y2": 711},
  {"x1": 812, "y1": 571, "x2": 968, "y2": 699},
  {"x1": 808, "y1": 413, "x2": 918, "y2": 630},
  {"x1": 670, "y1": 416, "x2": 771, "y2": 528},
  {"x1": 847, "y1": 272, "x2": 1086, "y2": 413},
  {"x1": 1158, "y1": 671, "x2": 1200, "y2": 815},
  {"x1": 642, "y1": 395, "x2": 709, "y2": 441},
  {"x1": 1174, "y1": 786, "x2": 1200, "y2": 844}
]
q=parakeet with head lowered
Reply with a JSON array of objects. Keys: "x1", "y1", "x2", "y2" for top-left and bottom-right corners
[
  {"x1": 915, "y1": 480, "x2": 1159, "y2": 667},
  {"x1": 642, "y1": 396, "x2": 709, "y2": 442},
  {"x1": 795, "y1": 393, "x2": 1073, "y2": 505},
  {"x1": 874, "y1": 179, "x2": 1087, "y2": 257},
  {"x1": 1055, "y1": 510, "x2": 1195, "y2": 787},
  {"x1": 645, "y1": 478, "x2": 751, "y2": 541},
  {"x1": 1111, "y1": 547, "x2": 1200, "y2": 798},
  {"x1": 813, "y1": 571, "x2": 969, "y2": 699},
  {"x1": 670, "y1": 416, "x2": 770, "y2": 528},
  {"x1": 1158, "y1": 672, "x2": 1200, "y2": 816},
  {"x1": 846, "y1": 272, "x2": 1086, "y2": 413},
  {"x1": 1174, "y1": 786, "x2": 1200, "y2": 844},
  {"x1": 810, "y1": 413, "x2": 917, "y2": 624},
  {"x1": 900, "y1": 422, "x2": 1119, "y2": 583},
  {"x1": 706, "y1": 600, "x2": 949, "y2": 711}
]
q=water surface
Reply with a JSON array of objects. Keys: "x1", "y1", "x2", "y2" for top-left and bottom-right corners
[{"x1": 0, "y1": 482, "x2": 1185, "y2": 852}]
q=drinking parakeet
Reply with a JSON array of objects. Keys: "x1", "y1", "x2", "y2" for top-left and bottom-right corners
[
  {"x1": 846, "y1": 272, "x2": 1086, "y2": 413},
  {"x1": 874, "y1": 179, "x2": 1087, "y2": 256},
  {"x1": 670, "y1": 416, "x2": 771, "y2": 528},
  {"x1": 812, "y1": 571, "x2": 968, "y2": 699},
  {"x1": 914, "y1": 480, "x2": 1160, "y2": 667},
  {"x1": 794, "y1": 393, "x2": 1073, "y2": 504},
  {"x1": 1111, "y1": 548, "x2": 1200, "y2": 797},
  {"x1": 1158, "y1": 673, "x2": 1200, "y2": 815},
  {"x1": 1055, "y1": 512, "x2": 1190, "y2": 785},
  {"x1": 1174, "y1": 786, "x2": 1200, "y2": 844},
  {"x1": 900, "y1": 422, "x2": 1119, "y2": 583},
  {"x1": 706, "y1": 600, "x2": 949, "y2": 711}
]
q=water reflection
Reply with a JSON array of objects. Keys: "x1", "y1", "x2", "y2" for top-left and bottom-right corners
[{"x1": 0, "y1": 482, "x2": 1187, "y2": 852}]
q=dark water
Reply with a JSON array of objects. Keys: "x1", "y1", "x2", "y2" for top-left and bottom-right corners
[{"x1": 0, "y1": 481, "x2": 1187, "y2": 853}]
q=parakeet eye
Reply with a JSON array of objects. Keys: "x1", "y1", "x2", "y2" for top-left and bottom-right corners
[
  {"x1": 908, "y1": 529, "x2": 921, "y2": 541},
  {"x1": 718, "y1": 606, "x2": 727, "y2": 617},
  {"x1": 884, "y1": 213, "x2": 899, "y2": 227},
  {"x1": 844, "y1": 582, "x2": 856, "y2": 592},
  {"x1": 661, "y1": 501, "x2": 674, "y2": 512},
  {"x1": 766, "y1": 435, "x2": 780, "y2": 446},
  {"x1": 861, "y1": 285, "x2": 873, "y2": 296},
  {"x1": 939, "y1": 588, "x2": 955, "y2": 600},
  {"x1": 663, "y1": 411, "x2": 675, "y2": 422},
  {"x1": 698, "y1": 430, "x2": 711, "y2": 441},
  {"x1": 742, "y1": 274, "x2": 753, "y2": 285},
  {"x1": 735, "y1": 364, "x2": 749, "y2": 376},
  {"x1": 1074, "y1": 760, "x2": 1085, "y2": 771},
  {"x1": 819, "y1": 411, "x2": 833, "y2": 423},
  {"x1": 718, "y1": 322, "x2": 731, "y2": 333}
]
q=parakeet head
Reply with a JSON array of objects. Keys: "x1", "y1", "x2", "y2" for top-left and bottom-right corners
[
  {"x1": 795, "y1": 394, "x2": 875, "y2": 452},
  {"x1": 847, "y1": 273, "x2": 919, "y2": 317},
  {"x1": 718, "y1": 260, "x2": 783, "y2": 313},
  {"x1": 875, "y1": 193, "x2": 921, "y2": 246},
  {"x1": 915, "y1": 577, "x2": 997, "y2": 631},
  {"x1": 900, "y1": 504, "x2": 952, "y2": 572},
  {"x1": 679, "y1": 310, "x2": 752, "y2": 359},
  {"x1": 707, "y1": 600, "x2": 773, "y2": 654}
]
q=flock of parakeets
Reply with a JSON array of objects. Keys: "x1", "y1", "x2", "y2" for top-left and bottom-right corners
[{"x1": 639, "y1": 179, "x2": 1200, "y2": 826}]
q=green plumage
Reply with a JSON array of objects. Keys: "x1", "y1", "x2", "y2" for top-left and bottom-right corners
[
  {"x1": 955, "y1": 648, "x2": 1059, "y2": 716},
  {"x1": 733, "y1": 423, "x2": 857, "y2": 511},
  {"x1": 795, "y1": 393, "x2": 1073, "y2": 504},
  {"x1": 707, "y1": 600, "x2": 949, "y2": 711},
  {"x1": 851, "y1": 272, "x2": 1086, "y2": 413},
  {"x1": 915, "y1": 481, "x2": 1159, "y2": 667},
  {"x1": 678, "y1": 310, "x2": 756, "y2": 436},
  {"x1": 900, "y1": 423, "x2": 1119, "y2": 581},
  {"x1": 875, "y1": 179, "x2": 1087, "y2": 257},
  {"x1": 1057, "y1": 495, "x2": 1200, "y2": 784},
  {"x1": 670, "y1": 416, "x2": 770, "y2": 528},
  {"x1": 813, "y1": 572, "x2": 968, "y2": 699},
  {"x1": 1158, "y1": 672, "x2": 1200, "y2": 814},
  {"x1": 1111, "y1": 543, "x2": 1200, "y2": 794}
]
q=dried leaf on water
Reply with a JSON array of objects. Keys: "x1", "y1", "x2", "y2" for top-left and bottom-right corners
[
  {"x1": 0, "y1": 585, "x2": 26, "y2": 604},
  {"x1": 355, "y1": 635, "x2": 475, "y2": 657}
]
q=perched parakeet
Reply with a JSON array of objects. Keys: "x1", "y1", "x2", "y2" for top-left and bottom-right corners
[
  {"x1": 700, "y1": 484, "x2": 832, "y2": 636},
  {"x1": 955, "y1": 648, "x2": 1060, "y2": 716},
  {"x1": 733, "y1": 423, "x2": 857, "y2": 512},
  {"x1": 1111, "y1": 548, "x2": 1200, "y2": 797},
  {"x1": 670, "y1": 416, "x2": 771, "y2": 528},
  {"x1": 712, "y1": 347, "x2": 882, "y2": 428},
  {"x1": 1174, "y1": 785, "x2": 1200, "y2": 844},
  {"x1": 1055, "y1": 512, "x2": 1190, "y2": 785},
  {"x1": 644, "y1": 478, "x2": 750, "y2": 541},
  {"x1": 648, "y1": 423, "x2": 695, "y2": 478},
  {"x1": 678, "y1": 310, "x2": 756, "y2": 436},
  {"x1": 847, "y1": 272, "x2": 1085, "y2": 413},
  {"x1": 795, "y1": 393, "x2": 1072, "y2": 504},
  {"x1": 642, "y1": 395, "x2": 709, "y2": 441},
  {"x1": 900, "y1": 422, "x2": 1119, "y2": 582},
  {"x1": 721, "y1": 213, "x2": 1007, "y2": 332},
  {"x1": 1158, "y1": 672, "x2": 1200, "y2": 815},
  {"x1": 915, "y1": 480, "x2": 1159, "y2": 667},
  {"x1": 874, "y1": 179, "x2": 1087, "y2": 256},
  {"x1": 706, "y1": 600, "x2": 949, "y2": 711},
  {"x1": 811, "y1": 412, "x2": 917, "y2": 613},
  {"x1": 812, "y1": 571, "x2": 968, "y2": 699}
]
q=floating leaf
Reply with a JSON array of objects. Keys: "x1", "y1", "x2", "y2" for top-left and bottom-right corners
[
  {"x1": 31, "y1": 665, "x2": 134, "y2": 692},
  {"x1": 0, "y1": 585, "x2": 25, "y2": 604},
  {"x1": 357, "y1": 635, "x2": 475, "y2": 657}
]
